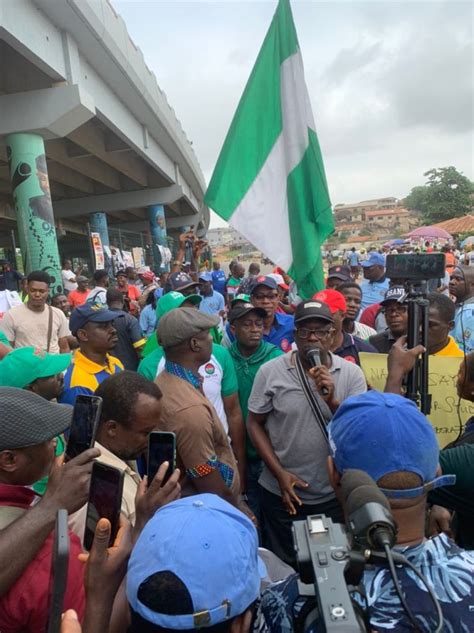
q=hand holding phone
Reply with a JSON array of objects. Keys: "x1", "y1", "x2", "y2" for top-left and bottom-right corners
[
  {"x1": 147, "y1": 432, "x2": 176, "y2": 485},
  {"x1": 84, "y1": 463, "x2": 124, "y2": 551},
  {"x1": 135, "y1": 461, "x2": 181, "y2": 535},
  {"x1": 65, "y1": 395, "x2": 102, "y2": 461},
  {"x1": 47, "y1": 509, "x2": 70, "y2": 633}
]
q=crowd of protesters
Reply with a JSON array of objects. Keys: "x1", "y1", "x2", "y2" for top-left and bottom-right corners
[{"x1": 0, "y1": 234, "x2": 473, "y2": 633}]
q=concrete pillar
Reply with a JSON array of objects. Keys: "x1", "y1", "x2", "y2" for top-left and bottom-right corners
[
  {"x1": 89, "y1": 212, "x2": 111, "y2": 274},
  {"x1": 89, "y1": 212, "x2": 110, "y2": 246},
  {"x1": 6, "y1": 133, "x2": 63, "y2": 294},
  {"x1": 148, "y1": 204, "x2": 169, "y2": 272}
]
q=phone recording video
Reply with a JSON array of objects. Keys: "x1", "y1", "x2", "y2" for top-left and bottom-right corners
[
  {"x1": 64, "y1": 394, "x2": 102, "y2": 461},
  {"x1": 47, "y1": 510, "x2": 69, "y2": 633},
  {"x1": 84, "y1": 462, "x2": 124, "y2": 551},
  {"x1": 147, "y1": 431, "x2": 176, "y2": 485}
]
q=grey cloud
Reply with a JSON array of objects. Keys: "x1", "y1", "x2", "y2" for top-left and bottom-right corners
[
  {"x1": 379, "y1": 38, "x2": 473, "y2": 133},
  {"x1": 322, "y1": 41, "x2": 382, "y2": 86}
]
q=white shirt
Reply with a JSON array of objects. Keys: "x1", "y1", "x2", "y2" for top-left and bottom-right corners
[{"x1": 62, "y1": 269, "x2": 77, "y2": 292}]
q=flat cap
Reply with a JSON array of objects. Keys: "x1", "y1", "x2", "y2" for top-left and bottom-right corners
[
  {"x1": 0, "y1": 387, "x2": 72, "y2": 450},
  {"x1": 157, "y1": 308, "x2": 219, "y2": 349}
]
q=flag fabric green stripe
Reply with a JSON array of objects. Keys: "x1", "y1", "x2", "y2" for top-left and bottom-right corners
[
  {"x1": 204, "y1": 0, "x2": 299, "y2": 218},
  {"x1": 287, "y1": 129, "x2": 333, "y2": 298}
]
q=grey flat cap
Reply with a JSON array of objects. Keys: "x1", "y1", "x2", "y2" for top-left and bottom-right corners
[
  {"x1": 0, "y1": 387, "x2": 72, "y2": 450},
  {"x1": 157, "y1": 307, "x2": 219, "y2": 349}
]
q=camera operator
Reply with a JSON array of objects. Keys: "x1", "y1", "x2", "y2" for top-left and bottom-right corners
[{"x1": 258, "y1": 390, "x2": 474, "y2": 632}]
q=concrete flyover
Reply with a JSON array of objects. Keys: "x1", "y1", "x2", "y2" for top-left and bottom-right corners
[{"x1": 0, "y1": 0, "x2": 209, "y2": 281}]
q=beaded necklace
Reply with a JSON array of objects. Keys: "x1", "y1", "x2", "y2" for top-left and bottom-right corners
[{"x1": 164, "y1": 360, "x2": 202, "y2": 390}]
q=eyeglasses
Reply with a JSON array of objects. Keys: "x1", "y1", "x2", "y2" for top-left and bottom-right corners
[
  {"x1": 253, "y1": 293, "x2": 278, "y2": 301},
  {"x1": 296, "y1": 327, "x2": 334, "y2": 340},
  {"x1": 382, "y1": 304, "x2": 407, "y2": 315}
]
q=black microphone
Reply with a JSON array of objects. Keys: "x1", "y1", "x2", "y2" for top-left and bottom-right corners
[
  {"x1": 306, "y1": 349, "x2": 329, "y2": 396},
  {"x1": 341, "y1": 469, "x2": 398, "y2": 550}
]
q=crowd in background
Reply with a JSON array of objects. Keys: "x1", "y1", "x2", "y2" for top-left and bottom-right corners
[{"x1": 0, "y1": 231, "x2": 473, "y2": 633}]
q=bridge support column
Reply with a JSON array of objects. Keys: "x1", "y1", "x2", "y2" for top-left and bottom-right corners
[
  {"x1": 148, "y1": 204, "x2": 169, "y2": 272},
  {"x1": 6, "y1": 132, "x2": 62, "y2": 294}
]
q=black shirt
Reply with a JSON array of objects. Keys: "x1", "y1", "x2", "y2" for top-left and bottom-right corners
[
  {"x1": 368, "y1": 330, "x2": 396, "y2": 353},
  {"x1": 109, "y1": 309, "x2": 143, "y2": 371},
  {"x1": 334, "y1": 332, "x2": 377, "y2": 365}
]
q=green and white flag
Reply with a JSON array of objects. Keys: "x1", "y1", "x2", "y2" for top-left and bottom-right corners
[{"x1": 205, "y1": 0, "x2": 334, "y2": 299}]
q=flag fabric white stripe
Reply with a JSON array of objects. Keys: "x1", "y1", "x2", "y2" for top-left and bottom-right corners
[{"x1": 229, "y1": 51, "x2": 313, "y2": 270}]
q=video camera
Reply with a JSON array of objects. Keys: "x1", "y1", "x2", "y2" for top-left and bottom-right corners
[
  {"x1": 385, "y1": 254, "x2": 446, "y2": 414},
  {"x1": 291, "y1": 470, "x2": 443, "y2": 633}
]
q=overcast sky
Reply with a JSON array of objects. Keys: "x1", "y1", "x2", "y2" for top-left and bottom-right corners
[{"x1": 112, "y1": 0, "x2": 473, "y2": 228}]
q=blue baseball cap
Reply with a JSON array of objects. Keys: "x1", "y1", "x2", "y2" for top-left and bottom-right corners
[
  {"x1": 69, "y1": 304, "x2": 118, "y2": 336},
  {"x1": 361, "y1": 252, "x2": 385, "y2": 268},
  {"x1": 198, "y1": 271, "x2": 213, "y2": 282},
  {"x1": 127, "y1": 494, "x2": 265, "y2": 629},
  {"x1": 328, "y1": 391, "x2": 455, "y2": 499}
]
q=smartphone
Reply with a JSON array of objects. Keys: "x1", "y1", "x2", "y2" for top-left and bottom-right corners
[
  {"x1": 83, "y1": 462, "x2": 124, "y2": 551},
  {"x1": 47, "y1": 509, "x2": 70, "y2": 633},
  {"x1": 64, "y1": 395, "x2": 102, "y2": 461},
  {"x1": 147, "y1": 431, "x2": 176, "y2": 485}
]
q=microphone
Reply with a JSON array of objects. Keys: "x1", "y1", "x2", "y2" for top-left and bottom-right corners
[
  {"x1": 341, "y1": 469, "x2": 398, "y2": 550},
  {"x1": 306, "y1": 349, "x2": 329, "y2": 396}
]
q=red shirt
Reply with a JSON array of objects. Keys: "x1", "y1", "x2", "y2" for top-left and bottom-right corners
[
  {"x1": 0, "y1": 485, "x2": 85, "y2": 633},
  {"x1": 68, "y1": 289, "x2": 90, "y2": 308},
  {"x1": 359, "y1": 302, "x2": 381, "y2": 329},
  {"x1": 120, "y1": 285, "x2": 140, "y2": 316}
]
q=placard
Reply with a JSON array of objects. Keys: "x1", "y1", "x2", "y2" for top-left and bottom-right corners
[{"x1": 359, "y1": 352, "x2": 472, "y2": 448}]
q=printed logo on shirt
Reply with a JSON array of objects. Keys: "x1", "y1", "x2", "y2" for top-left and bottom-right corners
[
  {"x1": 280, "y1": 338, "x2": 291, "y2": 352},
  {"x1": 204, "y1": 363, "x2": 215, "y2": 375}
]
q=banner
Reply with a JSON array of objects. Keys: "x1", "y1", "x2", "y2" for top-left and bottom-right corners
[
  {"x1": 90, "y1": 232, "x2": 105, "y2": 270},
  {"x1": 122, "y1": 250, "x2": 134, "y2": 268},
  {"x1": 132, "y1": 247, "x2": 145, "y2": 269},
  {"x1": 359, "y1": 353, "x2": 473, "y2": 448}
]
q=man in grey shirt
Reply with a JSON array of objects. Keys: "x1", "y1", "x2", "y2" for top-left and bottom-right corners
[{"x1": 247, "y1": 299, "x2": 367, "y2": 565}]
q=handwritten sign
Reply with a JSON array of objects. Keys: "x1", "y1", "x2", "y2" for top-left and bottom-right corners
[{"x1": 359, "y1": 353, "x2": 474, "y2": 448}]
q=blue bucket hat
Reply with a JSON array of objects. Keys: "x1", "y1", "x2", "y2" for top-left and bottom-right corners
[
  {"x1": 328, "y1": 391, "x2": 455, "y2": 499},
  {"x1": 127, "y1": 494, "x2": 266, "y2": 629}
]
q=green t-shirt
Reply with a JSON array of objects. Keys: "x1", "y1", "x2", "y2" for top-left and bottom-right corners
[
  {"x1": 429, "y1": 443, "x2": 474, "y2": 550},
  {"x1": 0, "y1": 331, "x2": 11, "y2": 347},
  {"x1": 229, "y1": 341, "x2": 284, "y2": 460},
  {"x1": 138, "y1": 344, "x2": 237, "y2": 431}
]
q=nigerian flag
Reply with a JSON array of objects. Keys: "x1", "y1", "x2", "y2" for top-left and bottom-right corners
[{"x1": 204, "y1": 0, "x2": 334, "y2": 299}]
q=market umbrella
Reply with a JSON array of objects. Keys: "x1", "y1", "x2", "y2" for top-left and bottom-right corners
[
  {"x1": 461, "y1": 236, "x2": 474, "y2": 247},
  {"x1": 407, "y1": 226, "x2": 453, "y2": 240}
]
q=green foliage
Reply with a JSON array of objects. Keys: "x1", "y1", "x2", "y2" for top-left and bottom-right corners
[{"x1": 404, "y1": 166, "x2": 473, "y2": 223}]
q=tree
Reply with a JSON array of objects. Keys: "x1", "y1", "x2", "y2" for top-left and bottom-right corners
[{"x1": 404, "y1": 166, "x2": 473, "y2": 224}]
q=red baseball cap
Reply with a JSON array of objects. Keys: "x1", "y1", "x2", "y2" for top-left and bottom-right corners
[{"x1": 312, "y1": 289, "x2": 347, "y2": 315}]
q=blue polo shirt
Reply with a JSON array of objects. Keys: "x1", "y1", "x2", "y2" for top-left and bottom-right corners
[
  {"x1": 211, "y1": 270, "x2": 226, "y2": 296},
  {"x1": 225, "y1": 312, "x2": 294, "y2": 352},
  {"x1": 360, "y1": 276, "x2": 390, "y2": 310},
  {"x1": 451, "y1": 298, "x2": 474, "y2": 354},
  {"x1": 199, "y1": 290, "x2": 225, "y2": 315}
]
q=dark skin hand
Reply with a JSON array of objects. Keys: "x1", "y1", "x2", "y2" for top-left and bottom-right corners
[
  {"x1": 247, "y1": 410, "x2": 309, "y2": 515},
  {"x1": 78, "y1": 516, "x2": 133, "y2": 633},
  {"x1": 384, "y1": 335, "x2": 425, "y2": 394},
  {"x1": 308, "y1": 365, "x2": 339, "y2": 412},
  {"x1": 0, "y1": 447, "x2": 100, "y2": 595}
]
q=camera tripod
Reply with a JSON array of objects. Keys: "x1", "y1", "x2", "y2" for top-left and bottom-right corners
[{"x1": 404, "y1": 282, "x2": 432, "y2": 415}]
